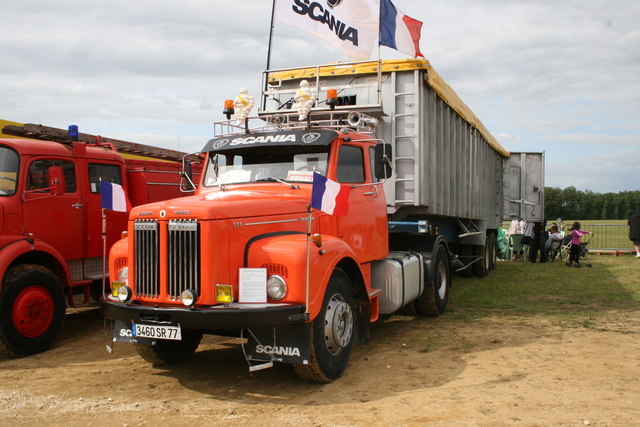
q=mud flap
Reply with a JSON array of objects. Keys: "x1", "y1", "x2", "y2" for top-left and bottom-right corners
[
  {"x1": 112, "y1": 321, "x2": 155, "y2": 345},
  {"x1": 243, "y1": 323, "x2": 311, "y2": 365}
]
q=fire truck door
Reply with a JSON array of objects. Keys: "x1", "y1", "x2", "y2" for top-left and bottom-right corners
[
  {"x1": 23, "y1": 159, "x2": 84, "y2": 261},
  {"x1": 85, "y1": 163, "x2": 128, "y2": 259}
]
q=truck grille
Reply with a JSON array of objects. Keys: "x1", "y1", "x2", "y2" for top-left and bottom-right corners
[
  {"x1": 133, "y1": 219, "x2": 200, "y2": 299},
  {"x1": 168, "y1": 220, "x2": 200, "y2": 299},
  {"x1": 134, "y1": 220, "x2": 159, "y2": 297}
]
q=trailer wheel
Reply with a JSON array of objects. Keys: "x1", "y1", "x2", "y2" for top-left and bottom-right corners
[
  {"x1": 0, "y1": 264, "x2": 66, "y2": 357},
  {"x1": 417, "y1": 245, "x2": 451, "y2": 316},
  {"x1": 134, "y1": 330, "x2": 203, "y2": 366},
  {"x1": 472, "y1": 238, "x2": 490, "y2": 277},
  {"x1": 294, "y1": 268, "x2": 354, "y2": 383},
  {"x1": 488, "y1": 233, "x2": 497, "y2": 270}
]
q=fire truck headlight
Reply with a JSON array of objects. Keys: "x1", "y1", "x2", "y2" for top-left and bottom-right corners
[
  {"x1": 267, "y1": 275, "x2": 287, "y2": 301},
  {"x1": 216, "y1": 284, "x2": 233, "y2": 305},
  {"x1": 180, "y1": 289, "x2": 197, "y2": 307},
  {"x1": 117, "y1": 285, "x2": 133, "y2": 302}
]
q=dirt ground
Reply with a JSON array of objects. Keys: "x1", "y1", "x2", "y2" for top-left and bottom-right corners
[{"x1": 1, "y1": 304, "x2": 639, "y2": 427}]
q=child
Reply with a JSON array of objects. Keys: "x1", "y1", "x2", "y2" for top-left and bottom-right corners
[{"x1": 565, "y1": 222, "x2": 592, "y2": 268}]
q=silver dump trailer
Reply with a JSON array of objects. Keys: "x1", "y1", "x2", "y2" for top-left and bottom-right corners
[{"x1": 263, "y1": 59, "x2": 544, "y2": 277}]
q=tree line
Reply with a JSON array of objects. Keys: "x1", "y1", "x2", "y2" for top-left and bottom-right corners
[{"x1": 544, "y1": 187, "x2": 640, "y2": 221}]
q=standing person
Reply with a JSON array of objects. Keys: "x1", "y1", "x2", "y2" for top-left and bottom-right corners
[
  {"x1": 629, "y1": 209, "x2": 640, "y2": 258},
  {"x1": 528, "y1": 219, "x2": 548, "y2": 263},
  {"x1": 565, "y1": 222, "x2": 592, "y2": 268}
]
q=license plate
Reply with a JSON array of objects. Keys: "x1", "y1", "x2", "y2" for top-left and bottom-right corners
[{"x1": 132, "y1": 323, "x2": 182, "y2": 340}]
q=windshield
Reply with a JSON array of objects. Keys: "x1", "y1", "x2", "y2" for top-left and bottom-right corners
[
  {"x1": 203, "y1": 146, "x2": 330, "y2": 187},
  {"x1": 0, "y1": 147, "x2": 19, "y2": 196}
]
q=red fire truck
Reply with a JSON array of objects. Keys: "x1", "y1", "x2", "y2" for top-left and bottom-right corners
[{"x1": 0, "y1": 122, "x2": 200, "y2": 357}]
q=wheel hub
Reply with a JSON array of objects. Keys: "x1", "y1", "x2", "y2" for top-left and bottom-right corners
[
  {"x1": 324, "y1": 294, "x2": 353, "y2": 355},
  {"x1": 12, "y1": 286, "x2": 54, "y2": 338}
]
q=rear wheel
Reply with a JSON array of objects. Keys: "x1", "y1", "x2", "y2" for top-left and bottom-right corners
[
  {"x1": 294, "y1": 268, "x2": 355, "y2": 383},
  {"x1": 0, "y1": 265, "x2": 66, "y2": 357},
  {"x1": 472, "y1": 237, "x2": 490, "y2": 277},
  {"x1": 417, "y1": 245, "x2": 451, "y2": 316},
  {"x1": 134, "y1": 329, "x2": 203, "y2": 365}
]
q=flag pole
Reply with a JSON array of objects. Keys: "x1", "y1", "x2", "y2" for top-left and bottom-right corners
[
  {"x1": 102, "y1": 207, "x2": 107, "y2": 298},
  {"x1": 305, "y1": 204, "x2": 312, "y2": 317},
  {"x1": 377, "y1": 0, "x2": 382, "y2": 105},
  {"x1": 263, "y1": 0, "x2": 277, "y2": 111}
]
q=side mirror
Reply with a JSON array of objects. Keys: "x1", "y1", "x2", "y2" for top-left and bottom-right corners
[
  {"x1": 48, "y1": 166, "x2": 65, "y2": 195},
  {"x1": 374, "y1": 143, "x2": 393, "y2": 180},
  {"x1": 181, "y1": 161, "x2": 195, "y2": 192}
]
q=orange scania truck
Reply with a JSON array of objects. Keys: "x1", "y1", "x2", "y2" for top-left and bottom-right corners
[
  {"x1": 0, "y1": 122, "x2": 200, "y2": 357},
  {"x1": 100, "y1": 59, "x2": 544, "y2": 382}
]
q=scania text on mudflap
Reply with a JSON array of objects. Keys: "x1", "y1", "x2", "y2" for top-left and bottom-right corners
[{"x1": 99, "y1": 59, "x2": 544, "y2": 382}]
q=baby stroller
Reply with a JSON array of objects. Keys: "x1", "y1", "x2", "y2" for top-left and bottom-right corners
[{"x1": 564, "y1": 232, "x2": 594, "y2": 268}]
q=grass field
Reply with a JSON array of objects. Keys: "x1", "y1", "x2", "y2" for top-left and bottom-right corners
[{"x1": 449, "y1": 256, "x2": 640, "y2": 324}]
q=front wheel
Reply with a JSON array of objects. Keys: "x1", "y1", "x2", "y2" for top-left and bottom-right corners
[
  {"x1": 134, "y1": 329, "x2": 203, "y2": 365},
  {"x1": 0, "y1": 265, "x2": 66, "y2": 357},
  {"x1": 294, "y1": 268, "x2": 355, "y2": 383},
  {"x1": 417, "y1": 245, "x2": 451, "y2": 316}
]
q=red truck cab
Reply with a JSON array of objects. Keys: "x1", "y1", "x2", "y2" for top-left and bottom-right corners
[{"x1": 101, "y1": 124, "x2": 392, "y2": 382}]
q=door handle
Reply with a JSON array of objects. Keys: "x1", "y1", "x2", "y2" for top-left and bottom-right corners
[{"x1": 72, "y1": 203, "x2": 84, "y2": 209}]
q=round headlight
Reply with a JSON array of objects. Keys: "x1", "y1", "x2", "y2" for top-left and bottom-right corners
[
  {"x1": 117, "y1": 267, "x2": 129, "y2": 286},
  {"x1": 180, "y1": 289, "x2": 197, "y2": 307},
  {"x1": 117, "y1": 285, "x2": 132, "y2": 302},
  {"x1": 267, "y1": 275, "x2": 287, "y2": 301}
]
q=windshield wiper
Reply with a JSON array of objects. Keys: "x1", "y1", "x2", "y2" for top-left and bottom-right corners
[{"x1": 256, "y1": 177, "x2": 299, "y2": 189}]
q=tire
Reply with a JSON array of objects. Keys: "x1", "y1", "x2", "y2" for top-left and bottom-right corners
[
  {"x1": 134, "y1": 329, "x2": 203, "y2": 365},
  {"x1": 417, "y1": 245, "x2": 451, "y2": 316},
  {"x1": 488, "y1": 233, "x2": 497, "y2": 270},
  {"x1": 472, "y1": 237, "x2": 490, "y2": 277},
  {"x1": 0, "y1": 264, "x2": 66, "y2": 357},
  {"x1": 294, "y1": 268, "x2": 355, "y2": 383}
]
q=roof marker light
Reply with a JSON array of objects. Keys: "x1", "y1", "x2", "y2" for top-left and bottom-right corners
[
  {"x1": 223, "y1": 100, "x2": 235, "y2": 119},
  {"x1": 326, "y1": 89, "x2": 338, "y2": 110}
]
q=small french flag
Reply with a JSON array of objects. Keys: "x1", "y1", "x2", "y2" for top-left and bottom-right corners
[
  {"x1": 311, "y1": 173, "x2": 350, "y2": 216},
  {"x1": 100, "y1": 181, "x2": 132, "y2": 212},
  {"x1": 380, "y1": 0, "x2": 424, "y2": 58}
]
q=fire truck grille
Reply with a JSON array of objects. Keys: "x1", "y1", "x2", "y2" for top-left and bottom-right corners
[
  {"x1": 134, "y1": 220, "x2": 159, "y2": 298},
  {"x1": 168, "y1": 220, "x2": 200, "y2": 299}
]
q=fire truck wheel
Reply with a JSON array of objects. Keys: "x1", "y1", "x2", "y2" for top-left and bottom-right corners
[
  {"x1": 417, "y1": 245, "x2": 451, "y2": 316},
  {"x1": 134, "y1": 330, "x2": 203, "y2": 366},
  {"x1": 293, "y1": 268, "x2": 354, "y2": 383},
  {"x1": 472, "y1": 238, "x2": 490, "y2": 277},
  {"x1": 0, "y1": 264, "x2": 66, "y2": 357}
]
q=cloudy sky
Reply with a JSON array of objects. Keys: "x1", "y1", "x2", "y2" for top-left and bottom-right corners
[{"x1": 2, "y1": 0, "x2": 638, "y2": 193}]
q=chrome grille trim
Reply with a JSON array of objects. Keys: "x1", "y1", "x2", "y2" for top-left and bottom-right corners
[
  {"x1": 134, "y1": 220, "x2": 159, "y2": 298},
  {"x1": 168, "y1": 219, "x2": 200, "y2": 300}
]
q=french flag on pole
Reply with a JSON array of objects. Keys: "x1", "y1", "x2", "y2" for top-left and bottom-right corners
[
  {"x1": 311, "y1": 173, "x2": 350, "y2": 217},
  {"x1": 380, "y1": 0, "x2": 424, "y2": 58},
  {"x1": 100, "y1": 181, "x2": 132, "y2": 212}
]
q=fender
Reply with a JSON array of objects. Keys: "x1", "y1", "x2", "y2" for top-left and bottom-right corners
[
  {"x1": 246, "y1": 233, "x2": 361, "y2": 321},
  {"x1": 108, "y1": 237, "x2": 129, "y2": 284},
  {"x1": 0, "y1": 236, "x2": 72, "y2": 289}
]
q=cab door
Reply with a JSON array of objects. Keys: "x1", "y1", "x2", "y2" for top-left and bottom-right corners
[
  {"x1": 334, "y1": 143, "x2": 388, "y2": 262},
  {"x1": 22, "y1": 158, "x2": 84, "y2": 261},
  {"x1": 85, "y1": 162, "x2": 128, "y2": 259}
]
